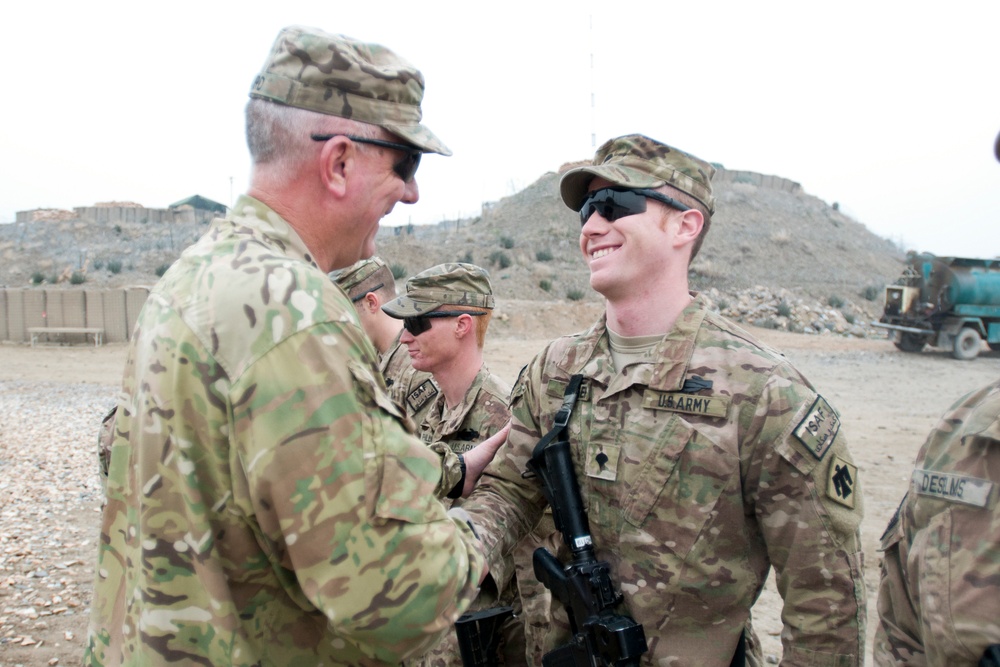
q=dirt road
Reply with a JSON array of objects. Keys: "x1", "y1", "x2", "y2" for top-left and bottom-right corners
[{"x1": 2, "y1": 325, "x2": 998, "y2": 666}]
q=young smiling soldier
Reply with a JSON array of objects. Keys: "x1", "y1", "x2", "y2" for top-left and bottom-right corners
[{"x1": 460, "y1": 134, "x2": 867, "y2": 666}]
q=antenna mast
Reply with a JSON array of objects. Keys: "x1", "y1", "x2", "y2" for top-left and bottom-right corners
[{"x1": 589, "y1": 13, "x2": 596, "y2": 148}]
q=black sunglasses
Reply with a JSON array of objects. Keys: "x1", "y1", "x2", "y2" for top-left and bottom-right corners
[
  {"x1": 350, "y1": 283, "x2": 385, "y2": 303},
  {"x1": 402, "y1": 310, "x2": 485, "y2": 336},
  {"x1": 577, "y1": 187, "x2": 691, "y2": 226},
  {"x1": 311, "y1": 134, "x2": 422, "y2": 182}
]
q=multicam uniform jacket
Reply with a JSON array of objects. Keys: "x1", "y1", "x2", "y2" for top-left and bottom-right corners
[
  {"x1": 874, "y1": 379, "x2": 1000, "y2": 666},
  {"x1": 84, "y1": 195, "x2": 485, "y2": 667},
  {"x1": 463, "y1": 295, "x2": 867, "y2": 667},
  {"x1": 381, "y1": 332, "x2": 437, "y2": 425},
  {"x1": 410, "y1": 366, "x2": 526, "y2": 667}
]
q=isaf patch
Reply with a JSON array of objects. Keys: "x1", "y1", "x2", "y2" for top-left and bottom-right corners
[
  {"x1": 826, "y1": 455, "x2": 857, "y2": 508},
  {"x1": 794, "y1": 396, "x2": 840, "y2": 460},
  {"x1": 406, "y1": 379, "x2": 438, "y2": 413}
]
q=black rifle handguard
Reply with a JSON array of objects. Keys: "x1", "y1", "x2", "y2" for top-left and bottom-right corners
[{"x1": 526, "y1": 375, "x2": 647, "y2": 667}]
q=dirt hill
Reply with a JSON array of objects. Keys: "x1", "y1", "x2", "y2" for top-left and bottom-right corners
[{"x1": 0, "y1": 165, "x2": 907, "y2": 336}]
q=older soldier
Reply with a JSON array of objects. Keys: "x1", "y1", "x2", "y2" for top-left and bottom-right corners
[
  {"x1": 331, "y1": 256, "x2": 438, "y2": 424},
  {"x1": 461, "y1": 134, "x2": 867, "y2": 666},
  {"x1": 85, "y1": 27, "x2": 500, "y2": 666},
  {"x1": 383, "y1": 263, "x2": 524, "y2": 666},
  {"x1": 874, "y1": 381, "x2": 1000, "y2": 666}
]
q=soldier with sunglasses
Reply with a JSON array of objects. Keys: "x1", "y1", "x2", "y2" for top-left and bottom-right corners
[
  {"x1": 383, "y1": 263, "x2": 527, "y2": 666},
  {"x1": 331, "y1": 256, "x2": 438, "y2": 426},
  {"x1": 85, "y1": 27, "x2": 503, "y2": 666},
  {"x1": 461, "y1": 134, "x2": 867, "y2": 666}
]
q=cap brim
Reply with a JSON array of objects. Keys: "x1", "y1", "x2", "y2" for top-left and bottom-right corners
[
  {"x1": 381, "y1": 295, "x2": 442, "y2": 318},
  {"x1": 386, "y1": 123, "x2": 452, "y2": 156},
  {"x1": 559, "y1": 165, "x2": 666, "y2": 210}
]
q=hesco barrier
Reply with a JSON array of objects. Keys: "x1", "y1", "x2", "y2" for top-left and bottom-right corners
[{"x1": 0, "y1": 287, "x2": 151, "y2": 344}]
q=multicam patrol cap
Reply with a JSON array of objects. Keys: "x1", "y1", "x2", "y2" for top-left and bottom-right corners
[
  {"x1": 382, "y1": 263, "x2": 494, "y2": 317},
  {"x1": 249, "y1": 26, "x2": 451, "y2": 156},
  {"x1": 560, "y1": 134, "x2": 716, "y2": 215},
  {"x1": 330, "y1": 256, "x2": 392, "y2": 300}
]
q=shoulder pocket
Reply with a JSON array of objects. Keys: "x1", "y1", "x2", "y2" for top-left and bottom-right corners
[{"x1": 350, "y1": 360, "x2": 442, "y2": 524}]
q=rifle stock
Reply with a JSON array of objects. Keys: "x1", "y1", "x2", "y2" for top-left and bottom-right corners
[{"x1": 455, "y1": 606, "x2": 514, "y2": 667}]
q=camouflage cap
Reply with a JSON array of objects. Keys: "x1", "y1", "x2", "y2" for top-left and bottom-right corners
[
  {"x1": 382, "y1": 263, "x2": 494, "y2": 317},
  {"x1": 560, "y1": 134, "x2": 716, "y2": 215},
  {"x1": 330, "y1": 256, "x2": 389, "y2": 298},
  {"x1": 249, "y1": 26, "x2": 451, "y2": 156}
]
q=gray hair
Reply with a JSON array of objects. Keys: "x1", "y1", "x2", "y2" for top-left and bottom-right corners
[{"x1": 245, "y1": 98, "x2": 379, "y2": 174}]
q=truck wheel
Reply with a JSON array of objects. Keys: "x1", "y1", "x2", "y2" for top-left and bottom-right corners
[
  {"x1": 952, "y1": 328, "x2": 982, "y2": 360},
  {"x1": 895, "y1": 332, "x2": 926, "y2": 353}
]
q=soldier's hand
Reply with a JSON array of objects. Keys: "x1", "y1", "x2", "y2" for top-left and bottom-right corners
[{"x1": 461, "y1": 422, "x2": 511, "y2": 497}]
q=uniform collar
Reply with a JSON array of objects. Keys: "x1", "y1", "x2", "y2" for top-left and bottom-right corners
[
  {"x1": 554, "y1": 293, "x2": 708, "y2": 393},
  {"x1": 227, "y1": 195, "x2": 321, "y2": 270}
]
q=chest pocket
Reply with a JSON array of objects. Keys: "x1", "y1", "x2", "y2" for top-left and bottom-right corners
[{"x1": 588, "y1": 411, "x2": 738, "y2": 560}]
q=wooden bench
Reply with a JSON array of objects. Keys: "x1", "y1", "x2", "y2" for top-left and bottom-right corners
[{"x1": 28, "y1": 326, "x2": 105, "y2": 347}]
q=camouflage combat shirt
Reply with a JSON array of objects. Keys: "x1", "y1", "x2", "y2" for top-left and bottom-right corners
[
  {"x1": 874, "y1": 379, "x2": 1000, "y2": 666},
  {"x1": 410, "y1": 365, "x2": 524, "y2": 667},
  {"x1": 462, "y1": 295, "x2": 867, "y2": 666},
  {"x1": 381, "y1": 331, "x2": 438, "y2": 425},
  {"x1": 84, "y1": 195, "x2": 486, "y2": 666},
  {"x1": 416, "y1": 365, "x2": 511, "y2": 455}
]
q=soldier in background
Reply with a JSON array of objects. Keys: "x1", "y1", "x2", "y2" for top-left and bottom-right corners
[
  {"x1": 332, "y1": 256, "x2": 438, "y2": 424},
  {"x1": 383, "y1": 263, "x2": 524, "y2": 666},
  {"x1": 461, "y1": 134, "x2": 868, "y2": 665},
  {"x1": 874, "y1": 380, "x2": 1000, "y2": 666},
  {"x1": 85, "y1": 26, "x2": 503, "y2": 666},
  {"x1": 873, "y1": 133, "x2": 1000, "y2": 666}
]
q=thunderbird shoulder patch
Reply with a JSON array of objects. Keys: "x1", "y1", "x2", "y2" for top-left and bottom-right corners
[
  {"x1": 794, "y1": 396, "x2": 840, "y2": 460},
  {"x1": 826, "y1": 455, "x2": 858, "y2": 508}
]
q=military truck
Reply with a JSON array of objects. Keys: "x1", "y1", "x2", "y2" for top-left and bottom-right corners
[{"x1": 874, "y1": 253, "x2": 1000, "y2": 360}]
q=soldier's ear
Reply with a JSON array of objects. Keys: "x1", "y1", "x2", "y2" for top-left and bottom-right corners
[
  {"x1": 454, "y1": 314, "x2": 474, "y2": 338},
  {"x1": 360, "y1": 292, "x2": 380, "y2": 314},
  {"x1": 672, "y1": 209, "x2": 704, "y2": 249},
  {"x1": 318, "y1": 136, "x2": 353, "y2": 197}
]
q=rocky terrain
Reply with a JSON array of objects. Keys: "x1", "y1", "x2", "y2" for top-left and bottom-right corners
[
  {"x1": 1, "y1": 164, "x2": 908, "y2": 338},
  {"x1": 1, "y1": 165, "x2": 996, "y2": 667}
]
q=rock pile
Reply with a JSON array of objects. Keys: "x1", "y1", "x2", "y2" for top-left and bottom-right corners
[{"x1": 706, "y1": 286, "x2": 883, "y2": 338}]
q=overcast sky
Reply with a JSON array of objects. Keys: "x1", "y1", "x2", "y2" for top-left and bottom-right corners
[{"x1": 2, "y1": 1, "x2": 997, "y2": 259}]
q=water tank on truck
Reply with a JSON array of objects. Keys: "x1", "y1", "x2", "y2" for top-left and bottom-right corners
[{"x1": 873, "y1": 253, "x2": 1000, "y2": 360}]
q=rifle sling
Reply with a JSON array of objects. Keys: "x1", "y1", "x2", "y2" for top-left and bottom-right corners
[{"x1": 530, "y1": 374, "x2": 584, "y2": 463}]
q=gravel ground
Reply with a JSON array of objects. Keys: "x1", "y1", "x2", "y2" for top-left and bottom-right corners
[
  {"x1": 0, "y1": 380, "x2": 115, "y2": 665},
  {"x1": 3, "y1": 335, "x2": 998, "y2": 666}
]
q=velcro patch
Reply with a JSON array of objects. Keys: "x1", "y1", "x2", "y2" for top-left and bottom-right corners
[
  {"x1": 794, "y1": 396, "x2": 840, "y2": 460},
  {"x1": 912, "y1": 469, "x2": 994, "y2": 508},
  {"x1": 643, "y1": 391, "x2": 729, "y2": 418},
  {"x1": 547, "y1": 378, "x2": 593, "y2": 402},
  {"x1": 584, "y1": 442, "x2": 621, "y2": 481},
  {"x1": 406, "y1": 379, "x2": 438, "y2": 413},
  {"x1": 827, "y1": 455, "x2": 858, "y2": 508}
]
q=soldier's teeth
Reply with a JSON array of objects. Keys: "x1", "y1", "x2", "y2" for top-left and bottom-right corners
[{"x1": 592, "y1": 248, "x2": 615, "y2": 259}]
